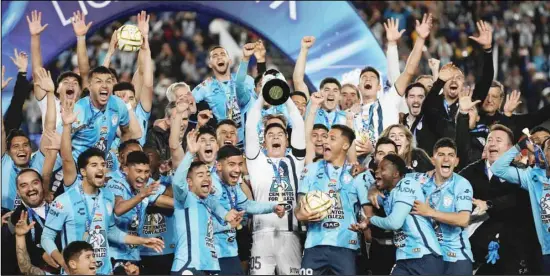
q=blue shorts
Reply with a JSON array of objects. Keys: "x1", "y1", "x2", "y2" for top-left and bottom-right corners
[
  {"x1": 391, "y1": 254, "x2": 444, "y2": 275},
  {"x1": 301, "y1": 245, "x2": 356, "y2": 275},
  {"x1": 543, "y1": 254, "x2": 550, "y2": 274},
  {"x1": 443, "y1": 260, "x2": 472, "y2": 275},
  {"x1": 219, "y1": 256, "x2": 244, "y2": 275}
]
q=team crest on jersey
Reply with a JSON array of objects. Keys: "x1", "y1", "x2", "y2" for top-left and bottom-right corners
[
  {"x1": 343, "y1": 174, "x2": 352, "y2": 184},
  {"x1": 299, "y1": 168, "x2": 308, "y2": 181},
  {"x1": 443, "y1": 195, "x2": 453, "y2": 208},
  {"x1": 112, "y1": 114, "x2": 119, "y2": 126},
  {"x1": 106, "y1": 202, "x2": 113, "y2": 215},
  {"x1": 89, "y1": 226, "x2": 107, "y2": 259}
]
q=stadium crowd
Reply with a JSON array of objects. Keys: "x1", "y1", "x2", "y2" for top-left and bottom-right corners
[{"x1": 2, "y1": 1, "x2": 550, "y2": 275}]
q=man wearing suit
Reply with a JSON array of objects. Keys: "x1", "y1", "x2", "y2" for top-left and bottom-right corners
[{"x1": 457, "y1": 123, "x2": 540, "y2": 274}]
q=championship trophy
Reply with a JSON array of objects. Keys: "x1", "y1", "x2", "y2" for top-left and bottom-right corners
[{"x1": 261, "y1": 69, "x2": 291, "y2": 106}]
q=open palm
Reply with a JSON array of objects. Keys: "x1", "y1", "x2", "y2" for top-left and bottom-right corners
[
  {"x1": 26, "y1": 10, "x2": 48, "y2": 36},
  {"x1": 186, "y1": 129, "x2": 200, "y2": 154},
  {"x1": 71, "y1": 10, "x2": 92, "y2": 36},
  {"x1": 384, "y1": 18, "x2": 404, "y2": 44},
  {"x1": 35, "y1": 68, "x2": 55, "y2": 93},
  {"x1": 415, "y1": 13, "x2": 433, "y2": 39},
  {"x1": 15, "y1": 211, "x2": 36, "y2": 237},
  {"x1": 469, "y1": 21, "x2": 493, "y2": 50},
  {"x1": 137, "y1": 10, "x2": 150, "y2": 38},
  {"x1": 458, "y1": 87, "x2": 481, "y2": 112},
  {"x1": 2, "y1": 66, "x2": 13, "y2": 91},
  {"x1": 61, "y1": 100, "x2": 78, "y2": 125}
]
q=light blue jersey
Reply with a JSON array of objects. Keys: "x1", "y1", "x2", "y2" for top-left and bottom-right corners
[
  {"x1": 141, "y1": 174, "x2": 176, "y2": 256},
  {"x1": 409, "y1": 172, "x2": 473, "y2": 262},
  {"x1": 58, "y1": 96, "x2": 130, "y2": 162},
  {"x1": 171, "y1": 152, "x2": 232, "y2": 272},
  {"x1": 305, "y1": 102, "x2": 347, "y2": 129},
  {"x1": 491, "y1": 145, "x2": 550, "y2": 255},
  {"x1": 297, "y1": 160, "x2": 370, "y2": 250},
  {"x1": 110, "y1": 102, "x2": 151, "y2": 153},
  {"x1": 370, "y1": 175, "x2": 442, "y2": 260},
  {"x1": 105, "y1": 173, "x2": 166, "y2": 261},
  {"x1": 211, "y1": 172, "x2": 277, "y2": 258},
  {"x1": 42, "y1": 179, "x2": 126, "y2": 275},
  {"x1": 2, "y1": 151, "x2": 47, "y2": 210},
  {"x1": 192, "y1": 61, "x2": 255, "y2": 145}
]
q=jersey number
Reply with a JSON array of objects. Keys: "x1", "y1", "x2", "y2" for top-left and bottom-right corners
[{"x1": 250, "y1": 256, "x2": 262, "y2": 270}]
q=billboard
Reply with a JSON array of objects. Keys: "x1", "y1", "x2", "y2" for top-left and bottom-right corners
[{"x1": 1, "y1": 1, "x2": 386, "y2": 113}]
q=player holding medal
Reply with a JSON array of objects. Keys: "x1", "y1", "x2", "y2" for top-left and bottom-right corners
[{"x1": 296, "y1": 124, "x2": 369, "y2": 275}]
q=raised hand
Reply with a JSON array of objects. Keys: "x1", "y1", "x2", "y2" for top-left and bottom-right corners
[
  {"x1": 26, "y1": 10, "x2": 48, "y2": 36},
  {"x1": 384, "y1": 18, "x2": 405, "y2": 44},
  {"x1": 71, "y1": 10, "x2": 92, "y2": 37},
  {"x1": 2, "y1": 66, "x2": 13, "y2": 91},
  {"x1": 186, "y1": 128, "x2": 200, "y2": 154},
  {"x1": 310, "y1": 91, "x2": 325, "y2": 106},
  {"x1": 415, "y1": 13, "x2": 433, "y2": 39},
  {"x1": 136, "y1": 10, "x2": 150, "y2": 38},
  {"x1": 42, "y1": 129, "x2": 62, "y2": 151},
  {"x1": 301, "y1": 36, "x2": 316, "y2": 50},
  {"x1": 503, "y1": 90, "x2": 522, "y2": 117},
  {"x1": 139, "y1": 181, "x2": 160, "y2": 199},
  {"x1": 458, "y1": 86, "x2": 481, "y2": 113},
  {"x1": 254, "y1": 40, "x2": 266, "y2": 62},
  {"x1": 438, "y1": 62, "x2": 456, "y2": 82},
  {"x1": 60, "y1": 99, "x2": 79, "y2": 125},
  {"x1": 108, "y1": 31, "x2": 119, "y2": 53},
  {"x1": 34, "y1": 68, "x2": 55, "y2": 93},
  {"x1": 15, "y1": 211, "x2": 36, "y2": 237},
  {"x1": 469, "y1": 20, "x2": 493, "y2": 50},
  {"x1": 10, "y1": 49, "x2": 29, "y2": 73},
  {"x1": 242, "y1": 43, "x2": 256, "y2": 60},
  {"x1": 428, "y1": 58, "x2": 440, "y2": 79}
]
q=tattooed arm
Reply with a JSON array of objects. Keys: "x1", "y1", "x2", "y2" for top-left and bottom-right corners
[{"x1": 16, "y1": 235, "x2": 45, "y2": 275}]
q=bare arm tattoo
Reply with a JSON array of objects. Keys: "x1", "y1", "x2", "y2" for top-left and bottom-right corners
[{"x1": 16, "y1": 237, "x2": 45, "y2": 275}]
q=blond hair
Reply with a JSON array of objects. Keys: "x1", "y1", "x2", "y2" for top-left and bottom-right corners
[{"x1": 380, "y1": 124, "x2": 415, "y2": 166}]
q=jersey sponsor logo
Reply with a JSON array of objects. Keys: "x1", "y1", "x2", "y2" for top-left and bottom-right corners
[
  {"x1": 540, "y1": 193, "x2": 550, "y2": 224},
  {"x1": 349, "y1": 239, "x2": 357, "y2": 245},
  {"x1": 397, "y1": 186, "x2": 415, "y2": 195},
  {"x1": 88, "y1": 226, "x2": 107, "y2": 260},
  {"x1": 142, "y1": 213, "x2": 167, "y2": 235},
  {"x1": 447, "y1": 251, "x2": 457, "y2": 258},
  {"x1": 457, "y1": 195, "x2": 471, "y2": 201},
  {"x1": 76, "y1": 207, "x2": 85, "y2": 216},
  {"x1": 413, "y1": 248, "x2": 421, "y2": 253},
  {"x1": 322, "y1": 221, "x2": 340, "y2": 229},
  {"x1": 49, "y1": 208, "x2": 60, "y2": 217}
]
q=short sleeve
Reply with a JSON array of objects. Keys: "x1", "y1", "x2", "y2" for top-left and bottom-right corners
[
  {"x1": 147, "y1": 182, "x2": 167, "y2": 204},
  {"x1": 192, "y1": 82, "x2": 208, "y2": 102},
  {"x1": 393, "y1": 178, "x2": 417, "y2": 207},
  {"x1": 115, "y1": 97, "x2": 130, "y2": 127},
  {"x1": 455, "y1": 179, "x2": 473, "y2": 213},
  {"x1": 354, "y1": 174, "x2": 370, "y2": 206},
  {"x1": 45, "y1": 198, "x2": 69, "y2": 231},
  {"x1": 298, "y1": 164, "x2": 315, "y2": 195},
  {"x1": 105, "y1": 179, "x2": 126, "y2": 198}
]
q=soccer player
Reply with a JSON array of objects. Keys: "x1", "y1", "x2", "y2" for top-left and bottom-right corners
[
  {"x1": 41, "y1": 148, "x2": 164, "y2": 275},
  {"x1": 295, "y1": 124, "x2": 370, "y2": 275},
  {"x1": 216, "y1": 120, "x2": 239, "y2": 148},
  {"x1": 192, "y1": 43, "x2": 257, "y2": 147},
  {"x1": 491, "y1": 137, "x2": 550, "y2": 274},
  {"x1": 59, "y1": 66, "x2": 141, "y2": 162},
  {"x1": 106, "y1": 151, "x2": 174, "y2": 270},
  {"x1": 290, "y1": 92, "x2": 308, "y2": 117},
  {"x1": 304, "y1": 92, "x2": 329, "y2": 165},
  {"x1": 409, "y1": 138, "x2": 473, "y2": 274},
  {"x1": 170, "y1": 129, "x2": 243, "y2": 274},
  {"x1": 306, "y1": 78, "x2": 347, "y2": 129},
  {"x1": 245, "y1": 88, "x2": 306, "y2": 275},
  {"x1": 358, "y1": 154, "x2": 444, "y2": 275},
  {"x1": 212, "y1": 145, "x2": 286, "y2": 274}
]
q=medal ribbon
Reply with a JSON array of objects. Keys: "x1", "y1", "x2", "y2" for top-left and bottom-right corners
[
  {"x1": 78, "y1": 183, "x2": 101, "y2": 235},
  {"x1": 27, "y1": 206, "x2": 48, "y2": 242}
]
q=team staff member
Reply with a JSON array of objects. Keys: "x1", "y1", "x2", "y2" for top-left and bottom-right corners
[{"x1": 296, "y1": 125, "x2": 369, "y2": 275}]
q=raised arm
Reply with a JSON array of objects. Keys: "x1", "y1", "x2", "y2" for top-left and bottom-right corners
[
  {"x1": 15, "y1": 212, "x2": 46, "y2": 275},
  {"x1": 254, "y1": 40, "x2": 267, "y2": 76},
  {"x1": 469, "y1": 21, "x2": 494, "y2": 102},
  {"x1": 4, "y1": 50, "x2": 31, "y2": 133},
  {"x1": 286, "y1": 93, "x2": 306, "y2": 153},
  {"x1": 60, "y1": 100, "x2": 78, "y2": 186},
  {"x1": 490, "y1": 143, "x2": 533, "y2": 190},
  {"x1": 172, "y1": 131, "x2": 200, "y2": 201},
  {"x1": 394, "y1": 14, "x2": 433, "y2": 95},
  {"x1": 244, "y1": 91, "x2": 263, "y2": 159},
  {"x1": 136, "y1": 11, "x2": 153, "y2": 113},
  {"x1": 26, "y1": 10, "x2": 48, "y2": 100},
  {"x1": 102, "y1": 31, "x2": 118, "y2": 68},
  {"x1": 120, "y1": 106, "x2": 142, "y2": 142},
  {"x1": 34, "y1": 68, "x2": 56, "y2": 132},
  {"x1": 235, "y1": 43, "x2": 255, "y2": 108},
  {"x1": 169, "y1": 102, "x2": 189, "y2": 168},
  {"x1": 384, "y1": 18, "x2": 404, "y2": 84},
  {"x1": 293, "y1": 36, "x2": 315, "y2": 95},
  {"x1": 304, "y1": 92, "x2": 324, "y2": 165},
  {"x1": 455, "y1": 87, "x2": 481, "y2": 170},
  {"x1": 71, "y1": 10, "x2": 92, "y2": 91},
  {"x1": 1, "y1": 110, "x2": 5, "y2": 156}
]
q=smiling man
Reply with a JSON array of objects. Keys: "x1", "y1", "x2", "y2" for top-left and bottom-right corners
[
  {"x1": 197, "y1": 127, "x2": 220, "y2": 174},
  {"x1": 400, "y1": 82, "x2": 436, "y2": 153},
  {"x1": 306, "y1": 78, "x2": 347, "y2": 129}
]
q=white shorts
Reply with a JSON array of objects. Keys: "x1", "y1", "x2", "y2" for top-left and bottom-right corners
[{"x1": 249, "y1": 231, "x2": 303, "y2": 275}]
